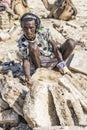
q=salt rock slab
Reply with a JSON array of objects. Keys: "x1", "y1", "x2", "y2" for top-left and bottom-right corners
[
  {"x1": 0, "y1": 98, "x2": 9, "y2": 112},
  {"x1": 23, "y1": 68, "x2": 87, "y2": 128},
  {"x1": 1, "y1": 72, "x2": 29, "y2": 116},
  {"x1": 11, "y1": 123, "x2": 31, "y2": 130},
  {"x1": 33, "y1": 126, "x2": 87, "y2": 130},
  {"x1": 0, "y1": 109, "x2": 19, "y2": 126},
  {"x1": 23, "y1": 68, "x2": 61, "y2": 128},
  {"x1": 69, "y1": 51, "x2": 87, "y2": 75},
  {"x1": 23, "y1": 81, "x2": 59, "y2": 128}
]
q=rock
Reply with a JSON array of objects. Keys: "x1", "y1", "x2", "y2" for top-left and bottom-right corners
[
  {"x1": 69, "y1": 50, "x2": 87, "y2": 75},
  {"x1": 42, "y1": 19, "x2": 65, "y2": 44},
  {"x1": 23, "y1": 68, "x2": 87, "y2": 128},
  {"x1": 0, "y1": 32, "x2": 10, "y2": 41},
  {"x1": 66, "y1": 22, "x2": 79, "y2": 29},
  {"x1": 11, "y1": 123, "x2": 31, "y2": 130},
  {"x1": 0, "y1": 76, "x2": 3, "y2": 92},
  {"x1": 58, "y1": 75, "x2": 87, "y2": 125},
  {"x1": 30, "y1": 68, "x2": 61, "y2": 82},
  {"x1": 33, "y1": 126, "x2": 87, "y2": 130},
  {"x1": 0, "y1": 109, "x2": 19, "y2": 126},
  {"x1": 9, "y1": 26, "x2": 21, "y2": 39},
  {"x1": 0, "y1": 98, "x2": 9, "y2": 112},
  {"x1": 0, "y1": 11, "x2": 12, "y2": 29},
  {"x1": 23, "y1": 81, "x2": 59, "y2": 128},
  {"x1": 26, "y1": 0, "x2": 49, "y2": 18},
  {"x1": 1, "y1": 71, "x2": 29, "y2": 116},
  {"x1": 23, "y1": 68, "x2": 61, "y2": 128}
]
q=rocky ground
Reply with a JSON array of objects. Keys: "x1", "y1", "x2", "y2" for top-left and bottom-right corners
[{"x1": 0, "y1": 0, "x2": 87, "y2": 130}]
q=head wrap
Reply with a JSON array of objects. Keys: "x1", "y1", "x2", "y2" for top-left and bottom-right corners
[{"x1": 20, "y1": 13, "x2": 41, "y2": 30}]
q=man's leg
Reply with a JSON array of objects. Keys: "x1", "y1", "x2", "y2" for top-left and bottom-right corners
[
  {"x1": 59, "y1": 38, "x2": 75, "y2": 61},
  {"x1": 29, "y1": 43, "x2": 41, "y2": 68}
]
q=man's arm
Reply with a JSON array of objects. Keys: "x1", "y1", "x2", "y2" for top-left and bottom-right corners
[
  {"x1": 23, "y1": 59, "x2": 31, "y2": 81},
  {"x1": 49, "y1": 40, "x2": 63, "y2": 62}
]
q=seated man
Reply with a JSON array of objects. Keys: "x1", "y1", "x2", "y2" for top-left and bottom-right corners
[
  {"x1": 18, "y1": 13, "x2": 75, "y2": 82},
  {"x1": 41, "y1": 0, "x2": 77, "y2": 21}
]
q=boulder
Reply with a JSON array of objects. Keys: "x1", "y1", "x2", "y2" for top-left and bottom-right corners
[
  {"x1": 23, "y1": 68, "x2": 87, "y2": 128},
  {"x1": 0, "y1": 98, "x2": 9, "y2": 112},
  {"x1": 69, "y1": 50, "x2": 87, "y2": 75},
  {"x1": 1, "y1": 71, "x2": 29, "y2": 116},
  {"x1": 33, "y1": 126, "x2": 87, "y2": 130},
  {"x1": 26, "y1": 0, "x2": 49, "y2": 18},
  {"x1": 11, "y1": 123, "x2": 31, "y2": 130},
  {"x1": 0, "y1": 32, "x2": 10, "y2": 41},
  {"x1": 42, "y1": 19, "x2": 65, "y2": 44},
  {"x1": 0, "y1": 109, "x2": 19, "y2": 126},
  {"x1": 23, "y1": 68, "x2": 61, "y2": 128}
]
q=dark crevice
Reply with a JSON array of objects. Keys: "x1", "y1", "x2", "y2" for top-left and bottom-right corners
[
  {"x1": 67, "y1": 100, "x2": 79, "y2": 125},
  {"x1": 48, "y1": 90, "x2": 60, "y2": 125}
]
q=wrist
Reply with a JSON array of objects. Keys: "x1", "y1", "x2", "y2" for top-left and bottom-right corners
[
  {"x1": 25, "y1": 75, "x2": 31, "y2": 81},
  {"x1": 57, "y1": 61, "x2": 66, "y2": 68}
]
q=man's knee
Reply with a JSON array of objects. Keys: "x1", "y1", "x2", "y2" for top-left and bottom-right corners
[{"x1": 66, "y1": 38, "x2": 75, "y2": 50}]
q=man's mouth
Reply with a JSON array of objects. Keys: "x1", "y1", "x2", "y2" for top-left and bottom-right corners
[
  {"x1": 26, "y1": 34, "x2": 35, "y2": 40},
  {"x1": 27, "y1": 34, "x2": 33, "y2": 38}
]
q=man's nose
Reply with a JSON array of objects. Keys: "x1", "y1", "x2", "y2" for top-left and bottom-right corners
[{"x1": 27, "y1": 28, "x2": 31, "y2": 33}]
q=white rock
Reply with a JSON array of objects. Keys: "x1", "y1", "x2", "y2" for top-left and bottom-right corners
[
  {"x1": 0, "y1": 32, "x2": 10, "y2": 41},
  {"x1": 0, "y1": 109, "x2": 19, "y2": 126},
  {"x1": 23, "y1": 68, "x2": 87, "y2": 128},
  {"x1": 69, "y1": 50, "x2": 87, "y2": 75},
  {"x1": 33, "y1": 126, "x2": 87, "y2": 130},
  {"x1": 1, "y1": 71, "x2": 29, "y2": 116},
  {"x1": 0, "y1": 98, "x2": 9, "y2": 112},
  {"x1": 23, "y1": 68, "x2": 61, "y2": 128}
]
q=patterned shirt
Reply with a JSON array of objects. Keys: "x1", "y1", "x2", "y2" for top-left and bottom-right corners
[
  {"x1": 18, "y1": 26, "x2": 58, "y2": 73},
  {"x1": 18, "y1": 26, "x2": 54, "y2": 59}
]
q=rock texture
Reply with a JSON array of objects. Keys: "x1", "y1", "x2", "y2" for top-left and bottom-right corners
[
  {"x1": 69, "y1": 50, "x2": 87, "y2": 75},
  {"x1": 23, "y1": 68, "x2": 61, "y2": 128},
  {"x1": 0, "y1": 109, "x2": 19, "y2": 126},
  {"x1": 0, "y1": 98, "x2": 9, "y2": 112},
  {"x1": 23, "y1": 68, "x2": 87, "y2": 128},
  {"x1": 11, "y1": 123, "x2": 31, "y2": 130},
  {"x1": 33, "y1": 126, "x2": 87, "y2": 130},
  {"x1": 0, "y1": 0, "x2": 87, "y2": 130},
  {"x1": 1, "y1": 71, "x2": 29, "y2": 116}
]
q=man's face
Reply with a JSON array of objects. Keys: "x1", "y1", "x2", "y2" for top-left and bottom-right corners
[{"x1": 21, "y1": 20, "x2": 36, "y2": 40}]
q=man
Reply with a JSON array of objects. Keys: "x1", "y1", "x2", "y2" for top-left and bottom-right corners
[
  {"x1": 18, "y1": 13, "x2": 75, "y2": 82},
  {"x1": 41, "y1": 0, "x2": 77, "y2": 20}
]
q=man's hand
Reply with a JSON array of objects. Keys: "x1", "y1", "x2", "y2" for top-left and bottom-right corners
[
  {"x1": 21, "y1": 75, "x2": 31, "y2": 86},
  {"x1": 57, "y1": 61, "x2": 72, "y2": 76},
  {"x1": 25, "y1": 75, "x2": 31, "y2": 84}
]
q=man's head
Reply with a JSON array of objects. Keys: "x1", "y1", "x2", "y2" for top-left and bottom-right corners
[{"x1": 20, "y1": 13, "x2": 41, "y2": 40}]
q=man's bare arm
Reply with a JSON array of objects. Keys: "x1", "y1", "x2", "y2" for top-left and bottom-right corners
[
  {"x1": 49, "y1": 40, "x2": 63, "y2": 62},
  {"x1": 23, "y1": 59, "x2": 31, "y2": 81}
]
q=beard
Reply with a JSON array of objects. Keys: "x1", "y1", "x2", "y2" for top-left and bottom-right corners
[{"x1": 25, "y1": 33, "x2": 36, "y2": 40}]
